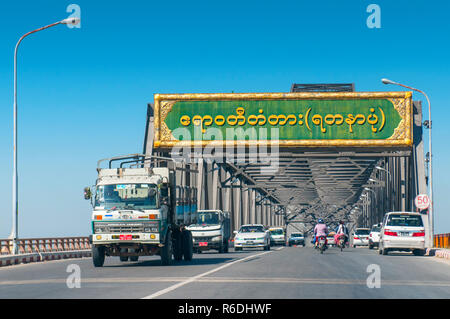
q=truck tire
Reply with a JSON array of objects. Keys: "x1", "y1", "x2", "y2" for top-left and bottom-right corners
[
  {"x1": 120, "y1": 248, "x2": 129, "y2": 262},
  {"x1": 173, "y1": 230, "x2": 183, "y2": 261},
  {"x1": 161, "y1": 230, "x2": 173, "y2": 266},
  {"x1": 182, "y1": 230, "x2": 193, "y2": 261},
  {"x1": 92, "y1": 245, "x2": 105, "y2": 267},
  {"x1": 224, "y1": 240, "x2": 229, "y2": 253},
  {"x1": 130, "y1": 256, "x2": 139, "y2": 262}
]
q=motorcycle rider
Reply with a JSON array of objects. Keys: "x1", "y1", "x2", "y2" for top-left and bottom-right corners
[
  {"x1": 334, "y1": 220, "x2": 349, "y2": 247},
  {"x1": 313, "y1": 218, "x2": 328, "y2": 249}
]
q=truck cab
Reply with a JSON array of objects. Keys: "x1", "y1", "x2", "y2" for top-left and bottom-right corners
[
  {"x1": 186, "y1": 210, "x2": 231, "y2": 253},
  {"x1": 85, "y1": 154, "x2": 197, "y2": 267}
]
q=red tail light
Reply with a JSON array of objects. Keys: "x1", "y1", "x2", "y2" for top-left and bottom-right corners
[
  {"x1": 384, "y1": 230, "x2": 397, "y2": 236},
  {"x1": 412, "y1": 232, "x2": 425, "y2": 237},
  {"x1": 354, "y1": 237, "x2": 359, "y2": 240}
]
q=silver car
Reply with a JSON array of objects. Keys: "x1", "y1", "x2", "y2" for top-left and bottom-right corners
[
  {"x1": 234, "y1": 224, "x2": 271, "y2": 251},
  {"x1": 379, "y1": 212, "x2": 426, "y2": 256},
  {"x1": 369, "y1": 224, "x2": 381, "y2": 249}
]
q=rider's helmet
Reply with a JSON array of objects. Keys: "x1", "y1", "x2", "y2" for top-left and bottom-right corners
[
  {"x1": 318, "y1": 218, "x2": 324, "y2": 224},
  {"x1": 339, "y1": 220, "x2": 344, "y2": 224}
]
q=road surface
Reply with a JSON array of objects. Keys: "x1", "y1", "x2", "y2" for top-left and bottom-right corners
[{"x1": 0, "y1": 245, "x2": 449, "y2": 299}]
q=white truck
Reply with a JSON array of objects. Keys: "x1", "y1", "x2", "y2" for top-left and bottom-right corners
[
  {"x1": 84, "y1": 154, "x2": 197, "y2": 267},
  {"x1": 186, "y1": 210, "x2": 231, "y2": 253}
]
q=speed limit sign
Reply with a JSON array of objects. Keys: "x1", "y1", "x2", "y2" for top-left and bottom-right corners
[{"x1": 415, "y1": 194, "x2": 430, "y2": 210}]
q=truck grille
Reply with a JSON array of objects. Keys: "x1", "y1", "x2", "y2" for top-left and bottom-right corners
[
  {"x1": 94, "y1": 222, "x2": 158, "y2": 233},
  {"x1": 109, "y1": 225, "x2": 144, "y2": 233}
]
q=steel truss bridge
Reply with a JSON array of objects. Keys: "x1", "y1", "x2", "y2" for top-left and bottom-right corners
[{"x1": 143, "y1": 84, "x2": 429, "y2": 244}]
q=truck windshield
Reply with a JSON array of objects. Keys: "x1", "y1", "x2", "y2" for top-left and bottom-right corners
[
  {"x1": 196, "y1": 212, "x2": 220, "y2": 225},
  {"x1": 95, "y1": 184, "x2": 158, "y2": 210}
]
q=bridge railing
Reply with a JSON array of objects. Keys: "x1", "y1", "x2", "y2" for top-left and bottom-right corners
[
  {"x1": 0, "y1": 237, "x2": 91, "y2": 255},
  {"x1": 434, "y1": 233, "x2": 450, "y2": 249}
]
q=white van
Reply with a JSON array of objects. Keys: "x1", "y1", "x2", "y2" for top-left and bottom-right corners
[
  {"x1": 379, "y1": 212, "x2": 426, "y2": 256},
  {"x1": 269, "y1": 227, "x2": 286, "y2": 246}
]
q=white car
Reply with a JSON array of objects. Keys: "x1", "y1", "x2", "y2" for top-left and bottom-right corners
[
  {"x1": 234, "y1": 224, "x2": 271, "y2": 251},
  {"x1": 269, "y1": 227, "x2": 286, "y2": 246},
  {"x1": 369, "y1": 224, "x2": 381, "y2": 249},
  {"x1": 379, "y1": 212, "x2": 426, "y2": 256},
  {"x1": 352, "y1": 228, "x2": 370, "y2": 247}
]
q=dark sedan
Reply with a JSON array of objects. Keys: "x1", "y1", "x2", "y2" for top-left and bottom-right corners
[{"x1": 288, "y1": 233, "x2": 305, "y2": 246}]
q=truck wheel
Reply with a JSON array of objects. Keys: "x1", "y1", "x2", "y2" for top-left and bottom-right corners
[
  {"x1": 161, "y1": 230, "x2": 173, "y2": 266},
  {"x1": 173, "y1": 230, "x2": 183, "y2": 261},
  {"x1": 120, "y1": 248, "x2": 129, "y2": 262},
  {"x1": 92, "y1": 245, "x2": 105, "y2": 267},
  {"x1": 130, "y1": 256, "x2": 139, "y2": 262},
  {"x1": 182, "y1": 230, "x2": 193, "y2": 261}
]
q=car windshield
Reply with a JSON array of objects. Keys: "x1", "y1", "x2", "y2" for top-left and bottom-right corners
[
  {"x1": 291, "y1": 233, "x2": 303, "y2": 238},
  {"x1": 371, "y1": 226, "x2": 381, "y2": 232},
  {"x1": 386, "y1": 214, "x2": 423, "y2": 227},
  {"x1": 355, "y1": 229, "x2": 370, "y2": 235},
  {"x1": 95, "y1": 184, "x2": 158, "y2": 210},
  {"x1": 270, "y1": 229, "x2": 284, "y2": 235},
  {"x1": 196, "y1": 212, "x2": 220, "y2": 226},
  {"x1": 240, "y1": 226, "x2": 265, "y2": 233}
]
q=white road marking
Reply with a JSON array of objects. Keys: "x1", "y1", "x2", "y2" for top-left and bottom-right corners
[
  {"x1": 2, "y1": 276, "x2": 450, "y2": 288},
  {"x1": 141, "y1": 250, "x2": 273, "y2": 299}
]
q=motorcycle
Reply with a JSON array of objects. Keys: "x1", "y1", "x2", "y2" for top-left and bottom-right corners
[
  {"x1": 336, "y1": 234, "x2": 346, "y2": 252},
  {"x1": 317, "y1": 236, "x2": 327, "y2": 254}
]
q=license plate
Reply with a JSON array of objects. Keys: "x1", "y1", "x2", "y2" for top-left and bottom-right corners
[
  {"x1": 199, "y1": 242, "x2": 208, "y2": 247},
  {"x1": 119, "y1": 235, "x2": 132, "y2": 240},
  {"x1": 246, "y1": 241, "x2": 254, "y2": 244},
  {"x1": 399, "y1": 232, "x2": 410, "y2": 236}
]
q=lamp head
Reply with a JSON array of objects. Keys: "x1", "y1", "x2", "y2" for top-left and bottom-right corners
[
  {"x1": 61, "y1": 17, "x2": 80, "y2": 26},
  {"x1": 381, "y1": 78, "x2": 396, "y2": 85}
]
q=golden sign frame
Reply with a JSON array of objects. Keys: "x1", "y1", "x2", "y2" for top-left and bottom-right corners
[{"x1": 153, "y1": 91, "x2": 413, "y2": 148}]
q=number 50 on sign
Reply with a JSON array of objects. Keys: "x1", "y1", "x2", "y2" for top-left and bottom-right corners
[{"x1": 415, "y1": 194, "x2": 430, "y2": 210}]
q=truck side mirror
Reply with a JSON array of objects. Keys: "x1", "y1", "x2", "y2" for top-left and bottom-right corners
[{"x1": 84, "y1": 187, "x2": 91, "y2": 200}]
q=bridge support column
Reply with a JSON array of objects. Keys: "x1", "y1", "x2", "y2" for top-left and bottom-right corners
[
  {"x1": 249, "y1": 189, "x2": 256, "y2": 224},
  {"x1": 233, "y1": 180, "x2": 242, "y2": 231},
  {"x1": 242, "y1": 188, "x2": 249, "y2": 225}
]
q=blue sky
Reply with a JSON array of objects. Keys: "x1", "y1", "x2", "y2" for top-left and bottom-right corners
[{"x1": 0, "y1": 0, "x2": 449, "y2": 237}]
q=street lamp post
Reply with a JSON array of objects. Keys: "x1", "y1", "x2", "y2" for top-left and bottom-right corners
[
  {"x1": 381, "y1": 78, "x2": 433, "y2": 247},
  {"x1": 10, "y1": 17, "x2": 80, "y2": 255}
]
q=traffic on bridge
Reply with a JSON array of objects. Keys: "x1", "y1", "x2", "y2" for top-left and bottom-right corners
[{"x1": 0, "y1": 1, "x2": 449, "y2": 310}]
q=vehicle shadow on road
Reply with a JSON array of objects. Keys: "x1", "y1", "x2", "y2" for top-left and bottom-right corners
[{"x1": 104, "y1": 257, "x2": 236, "y2": 268}]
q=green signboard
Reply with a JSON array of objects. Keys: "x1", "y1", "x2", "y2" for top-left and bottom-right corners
[{"x1": 153, "y1": 92, "x2": 412, "y2": 148}]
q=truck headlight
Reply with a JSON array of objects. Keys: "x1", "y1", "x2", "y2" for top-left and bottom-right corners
[
  {"x1": 94, "y1": 226, "x2": 109, "y2": 233},
  {"x1": 144, "y1": 223, "x2": 159, "y2": 233}
]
